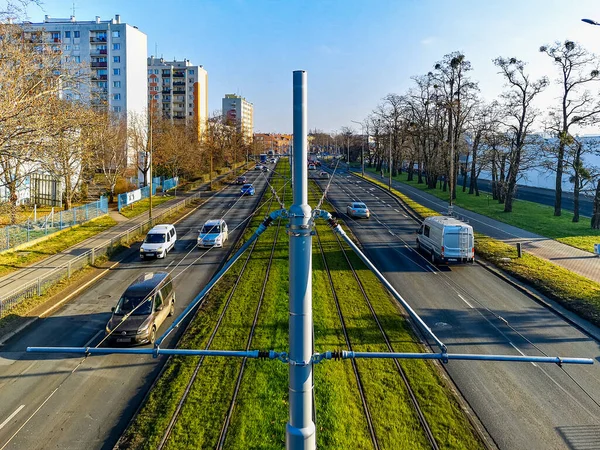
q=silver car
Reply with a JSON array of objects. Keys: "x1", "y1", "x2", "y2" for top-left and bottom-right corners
[{"x1": 346, "y1": 202, "x2": 370, "y2": 218}]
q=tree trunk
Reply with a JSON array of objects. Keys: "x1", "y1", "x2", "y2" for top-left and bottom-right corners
[
  {"x1": 554, "y1": 140, "x2": 565, "y2": 217},
  {"x1": 9, "y1": 181, "x2": 18, "y2": 225},
  {"x1": 592, "y1": 179, "x2": 600, "y2": 229},
  {"x1": 462, "y1": 153, "x2": 469, "y2": 192},
  {"x1": 469, "y1": 144, "x2": 478, "y2": 195},
  {"x1": 572, "y1": 143, "x2": 582, "y2": 223},
  {"x1": 417, "y1": 159, "x2": 423, "y2": 184}
]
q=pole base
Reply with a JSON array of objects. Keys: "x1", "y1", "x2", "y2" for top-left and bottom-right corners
[{"x1": 286, "y1": 422, "x2": 316, "y2": 450}]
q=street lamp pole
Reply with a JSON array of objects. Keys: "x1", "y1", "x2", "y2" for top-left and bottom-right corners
[
  {"x1": 388, "y1": 133, "x2": 392, "y2": 191},
  {"x1": 148, "y1": 108, "x2": 153, "y2": 224},
  {"x1": 351, "y1": 120, "x2": 365, "y2": 177}
]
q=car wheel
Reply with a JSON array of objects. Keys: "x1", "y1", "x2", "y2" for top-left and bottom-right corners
[
  {"x1": 149, "y1": 327, "x2": 156, "y2": 346},
  {"x1": 169, "y1": 301, "x2": 175, "y2": 317},
  {"x1": 416, "y1": 240, "x2": 421, "y2": 251}
]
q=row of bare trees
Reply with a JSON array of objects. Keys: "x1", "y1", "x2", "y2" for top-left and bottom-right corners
[{"x1": 328, "y1": 43, "x2": 600, "y2": 229}]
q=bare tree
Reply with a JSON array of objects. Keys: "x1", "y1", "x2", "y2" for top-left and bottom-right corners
[
  {"x1": 494, "y1": 57, "x2": 549, "y2": 213},
  {"x1": 128, "y1": 110, "x2": 150, "y2": 186},
  {"x1": 540, "y1": 40, "x2": 600, "y2": 216}
]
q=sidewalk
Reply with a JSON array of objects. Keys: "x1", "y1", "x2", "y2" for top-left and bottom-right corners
[
  {"x1": 358, "y1": 170, "x2": 600, "y2": 285},
  {"x1": 0, "y1": 173, "x2": 233, "y2": 300}
]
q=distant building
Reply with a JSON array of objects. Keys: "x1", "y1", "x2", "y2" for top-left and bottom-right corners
[
  {"x1": 147, "y1": 57, "x2": 208, "y2": 141},
  {"x1": 254, "y1": 133, "x2": 292, "y2": 155},
  {"x1": 222, "y1": 94, "x2": 254, "y2": 143},
  {"x1": 22, "y1": 14, "x2": 148, "y2": 166}
]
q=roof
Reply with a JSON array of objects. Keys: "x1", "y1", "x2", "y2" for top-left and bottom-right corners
[
  {"x1": 204, "y1": 219, "x2": 225, "y2": 226},
  {"x1": 148, "y1": 224, "x2": 173, "y2": 233},
  {"x1": 425, "y1": 216, "x2": 472, "y2": 228},
  {"x1": 126, "y1": 272, "x2": 169, "y2": 296}
]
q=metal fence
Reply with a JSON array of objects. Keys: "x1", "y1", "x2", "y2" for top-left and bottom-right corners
[
  {"x1": 0, "y1": 190, "x2": 205, "y2": 319},
  {"x1": 163, "y1": 177, "x2": 179, "y2": 192},
  {"x1": 117, "y1": 184, "x2": 158, "y2": 211},
  {"x1": 0, "y1": 197, "x2": 109, "y2": 252}
]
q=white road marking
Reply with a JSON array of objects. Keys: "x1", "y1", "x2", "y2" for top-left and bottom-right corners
[
  {"x1": 509, "y1": 342, "x2": 537, "y2": 367},
  {"x1": 457, "y1": 294, "x2": 474, "y2": 309},
  {"x1": 388, "y1": 231, "x2": 394, "y2": 236},
  {"x1": 402, "y1": 214, "x2": 408, "y2": 218},
  {"x1": 427, "y1": 266, "x2": 437, "y2": 274},
  {"x1": 83, "y1": 329, "x2": 104, "y2": 348},
  {"x1": 394, "y1": 209, "x2": 400, "y2": 213},
  {"x1": 166, "y1": 260, "x2": 174, "y2": 269},
  {"x1": 0, "y1": 405, "x2": 25, "y2": 431}
]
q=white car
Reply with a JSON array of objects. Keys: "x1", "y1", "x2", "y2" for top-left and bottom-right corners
[
  {"x1": 140, "y1": 224, "x2": 177, "y2": 259},
  {"x1": 198, "y1": 219, "x2": 229, "y2": 248},
  {"x1": 308, "y1": 163, "x2": 316, "y2": 170},
  {"x1": 255, "y1": 164, "x2": 263, "y2": 170},
  {"x1": 346, "y1": 202, "x2": 370, "y2": 219}
]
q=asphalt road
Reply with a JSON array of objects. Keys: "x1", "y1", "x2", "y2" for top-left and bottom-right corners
[
  {"x1": 317, "y1": 172, "x2": 600, "y2": 450},
  {"x1": 0, "y1": 167, "x2": 273, "y2": 450}
]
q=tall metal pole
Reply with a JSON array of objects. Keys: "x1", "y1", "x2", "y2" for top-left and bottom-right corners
[
  {"x1": 148, "y1": 109, "x2": 153, "y2": 223},
  {"x1": 287, "y1": 70, "x2": 315, "y2": 450},
  {"x1": 388, "y1": 134, "x2": 392, "y2": 191}
]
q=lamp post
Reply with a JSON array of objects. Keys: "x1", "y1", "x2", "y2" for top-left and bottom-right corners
[
  {"x1": 351, "y1": 120, "x2": 366, "y2": 177},
  {"x1": 148, "y1": 108, "x2": 153, "y2": 224},
  {"x1": 582, "y1": 18, "x2": 600, "y2": 25}
]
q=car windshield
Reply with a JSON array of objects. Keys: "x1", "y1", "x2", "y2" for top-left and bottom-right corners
[
  {"x1": 243, "y1": 184, "x2": 252, "y2": 189},
  {"x1": 145, "y1": 233, "x2": 166, "y2": 243},
  {"x1": 114, "y1": 295, "x2": 153, "y2": 315},
  {"x1": 201, "y1": 224, "x2": 221, "y2": 234},
  {"x1": 353, "y1": 203, "x2": 367, "y2": 209}
]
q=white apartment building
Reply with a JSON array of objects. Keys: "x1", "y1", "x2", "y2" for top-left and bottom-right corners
[
  {"x1": 222, "y1": 94, "x2": 254, "y2": 143},
  {"x1": 147, "y1": 57, "x2": 208, "y2": 141},
  {"x1": 22, "y1": 14, "x2": 148, "y2": 165}
]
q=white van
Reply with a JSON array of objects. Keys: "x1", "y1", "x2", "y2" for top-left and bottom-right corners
[
  {"x1": 140, "y1": 224, "x2": 177, "y2": 259},
  {"x1": 416, "y1": 216, "x2": 474, "y2": 264},
  {"x1": 198, "y1": 219, "x2": 229, "y2": 248}
]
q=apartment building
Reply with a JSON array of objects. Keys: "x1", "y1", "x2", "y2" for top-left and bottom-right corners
[
  {"x1": 22, "y1": 14, "x2": 147, "y2": 164},
  {"x1": 222, "y1": 94, "x2": 254, "y2": 143},
  {"x1": 147, "y1": 57, "x2": 208, "y2": 141},
  {"x1": 253, "y1": 133, "x2": 292, "y2": 154}
]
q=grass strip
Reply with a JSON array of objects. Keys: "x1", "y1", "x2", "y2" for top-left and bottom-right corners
[
  {"x1": 119, "y1": 196, "x2": 172, "y2": 219},
  {"x1": 358, "y1": 173, "x2": 600, "y2": 329},
  {"x1": 359, "y1": 166, "x2": 600, "y2": 253},
  {"x1": 0, "y1": 215, "x2": 117, "y2": 278}
]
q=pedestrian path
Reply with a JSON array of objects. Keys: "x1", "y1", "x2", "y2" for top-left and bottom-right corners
[
  {"x1": 359, "y1": 171, "x2": 600, "y2": 285},
  {"x1": 0, "y1": 172, "x2": 233, "y2": 300}
]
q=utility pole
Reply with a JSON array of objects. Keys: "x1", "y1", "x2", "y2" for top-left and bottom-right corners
[
  {"x1": 148, "y1": 108, "x2": 153, "y2": 224},
  {"x1": 388, "y1": 134, "x2": 392, "y2": 191},
  {"x1": 287, "y1": 70, "x2": 315, "y2": 450}
]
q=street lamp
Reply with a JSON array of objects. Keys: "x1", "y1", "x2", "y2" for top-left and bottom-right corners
[
  {"x1": 582, "y1": 18, "x2": 600, "y2": 25},
  {"x1": 351, "y1": 119, "x2": 366, "y2": 177}
]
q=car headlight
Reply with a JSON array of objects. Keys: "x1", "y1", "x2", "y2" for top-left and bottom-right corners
[
  {"x1": 140, "y1": 248, "x2": 145, "y2": 252},
  {"x1": 137, "y1": 324, "x2": 150, "y2": 334},
  {"x1": 105, "y1": 325, "x2": 112, "y2": 334}
]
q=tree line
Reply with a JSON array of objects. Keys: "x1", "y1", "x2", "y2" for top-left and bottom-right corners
[{"x1": 313, "y1": 43, "x2": 600, "y2": 229}]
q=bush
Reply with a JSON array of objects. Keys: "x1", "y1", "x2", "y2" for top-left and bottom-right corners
[{"x1": 114, "y1": 177, "x2": 137, "y2": 195}]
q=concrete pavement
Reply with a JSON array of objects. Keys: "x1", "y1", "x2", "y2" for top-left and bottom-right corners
[{"x1": 354, "y1": 170, "x2": 600, "y2": 285}]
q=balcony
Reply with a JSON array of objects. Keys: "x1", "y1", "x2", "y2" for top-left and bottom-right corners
[
  {"x1": 173, "y1": 81, "x2": 185, "y2": 86},
  {"x1": 162, "y1": 89, "x2": 171, "y2": 94},
  {"x1": 90, "y1": 36, "x2": 107, "y2": 42},
  {"x1": 91, "y1": 75, "x2": 108, "y2": 81},
  {"x1": 173, "y1": 72, "x2": 185, "y2": 78},
  {"x1": 173, "y1": 90, "x2": 185, "y2": 94},
  {"x1": 91, "y1": 62, "x2": 107, "y2": 68},
  {"x1": 53, "y1": 37, "x2": 61, "y2": 43}
]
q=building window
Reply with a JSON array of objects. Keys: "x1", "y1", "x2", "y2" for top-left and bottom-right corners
[
  {"x1": 147, "y1": 69, "x2": 153, "y2": 74},
  {"x1": 113, "y1": 81, "x2": 121, "y2": 88},
  {"x1": 113, "y1": 68, "x2": 121, "y2": 75},
  {"x1": 64, "y1": 44, "x2": 70, "y2": 51},
  {"x1": 74, "y1": 56, "x2": 81, "y2": 63},
  {"x1": 74, "y1": 31, "x2": 80, "y2": 38},
  {"x1": 188, "y1": 78, "x2": 194, "y2": 83},
  {"x1": 112, "y1": 30, "x2": 120, "y2": 38},
  {"x1": 113, "y1": 93, "x2": 121, "y2": 100},
  {"x1": 65, "y1": 31, "x2": 71, "y2": 38},
  {"x1": 189, "y1": 103, "x2": 193, "y2": 108},
  {"x1": 154, "y1": 69, "x2": 159, "y2": 74},
  {"x1": 113, "y1": 56, "x2": 120, "y2": 63},
  {"x1": 73, "y1": 44, "x2": 80, "y2": 50},
  {"x1": 113, "y1": 43, "x2": 120, "y2": 50},
  {"x1": 113, "y1": 106, "x2": 121, "y2": 112},
  {"x1": 189, "y1": 112, "x2": 193, "y2": 116},
  {"x1": 154, "y1": 95, "x2": 159, "y2": 99}
]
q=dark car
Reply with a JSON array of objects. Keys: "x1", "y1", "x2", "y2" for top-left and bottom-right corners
[
  {"x1": 105, "y1": 272, "x2": 175, "y2": 346},
  {"x1": 236, "y1": 175, "x2": 247, "y2": 184}
]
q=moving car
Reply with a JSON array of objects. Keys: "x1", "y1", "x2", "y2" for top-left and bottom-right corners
[
  {"x1": 319, "y1": 171, "x2": 329, "y2": 179},
  {"x1": 255, "y1": 164, "x2": 263, "y2": 170},
  {"x1": 308, "y1": 163, "x2": 316, "y2": 170},
  {"x1": 416, "y1": 216, "x2": 475, "y2": 264},
  {"x1": 261, "y1": 166, "x2": 269, "y2": 172},
  {"x1": 236, "y1": 175, "x2": 247, "y2": 184},
  {"x1": 198, "y1": 219, "x2": 229, "y2": 248},
  {"x1": 105, "y1": 272, "x2": 175, "y2": 346},
  {"x1": 240, "y1": 183, "x2": 255, "y2": 195},
  {"x1": 346, "y1": 202, "x2": 370, "y2": 218},
  {"x1": 140, "y1": 224, "x2": 177, "y2": 259}
]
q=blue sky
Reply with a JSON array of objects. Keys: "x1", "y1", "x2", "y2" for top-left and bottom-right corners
[{"x1": 22, "y1": 0, "x2": 600, "y2": 134}]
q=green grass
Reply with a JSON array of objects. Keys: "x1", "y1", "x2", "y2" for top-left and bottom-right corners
[
  {"x1": 119, "y1": 196, "x2": 172, "y2": 219},
  {"x1": 119, "y1": 162, "x2": 483, "y2": 449},
  {"x1": 0, "y1": 215, "x2": 117, "y2": 278},
  {"x1": 359, "y1": 173, "x2": 600, "y2": 329},
  {"x1": 361, "y1": 166, "x2": 600, "y2": 253}
]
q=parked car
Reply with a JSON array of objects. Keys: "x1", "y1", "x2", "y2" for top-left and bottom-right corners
[
  {"x1": 105, "y1": 272, "x2": 175, "y2": 346},
  {"x1": 416, "y1": 216, "x2": 475, "y2": 264},
  {"x1": 240, "y1": 183, "x2": 256, "y2": 196},
  {"x1": 198, "y1": 219, "x2": 229, "y2": 248},
  {"x1": 140, "y1": 224, "x2": 177, "y2": 259},
  {"x1": 236, "y1": 175, "x2": 247, "y2": 184}
]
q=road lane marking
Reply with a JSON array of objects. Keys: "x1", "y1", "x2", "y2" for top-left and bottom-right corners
[
  {"x1": 0, "y1": 406, "x2": 25, "y2": 431},
  {"x1": 394, "y1": 209, "x2": 400, "y2": 213},
  {"x1": 509, "y1": 342, "x2": 537, "y2": 367},
  {"x1": 166, "y1": 261, "x2": 174, "y2": 269},
  {"x1": 457, "y1": 294, "x2": 474, "y2": 309}
]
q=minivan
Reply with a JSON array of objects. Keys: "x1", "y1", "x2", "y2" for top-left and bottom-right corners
[
  {"x1": 198, "y1": 219, "x2": 229, "y2": 248},
  {"x1": 105, "y1": 272, "x2": 175, "y2": 345},
  {"x1": 416, "y1": 216, "x2": 474, "y2": 264},
  {"x1": 140, "y1": 224, "x2": 177, "y2": 259}
]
